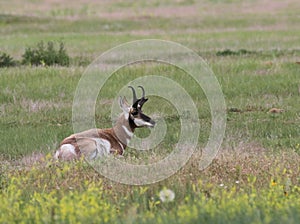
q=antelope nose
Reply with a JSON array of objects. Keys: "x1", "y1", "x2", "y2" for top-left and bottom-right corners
[{"x1": 149, "y1": 119, "x2": 156, "y2": 127}]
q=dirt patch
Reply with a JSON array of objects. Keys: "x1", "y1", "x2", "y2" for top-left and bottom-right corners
[
  {"x1": 3, "y1": 0, "x2": 299, "y2": 20},
  {"x1": 18, "y1": 152, "x2": 46, "y2": 167},
  {"x1": 1, "y1": 97, "x2": 71, "y2": 114},
  {"x1": 18, "y1": 98, "x2": 67, "y2": 113}
]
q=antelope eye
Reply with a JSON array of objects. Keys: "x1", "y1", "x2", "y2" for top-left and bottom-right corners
[{"x1": 131, "y1": 110, "x2": 138, "y2": 116}]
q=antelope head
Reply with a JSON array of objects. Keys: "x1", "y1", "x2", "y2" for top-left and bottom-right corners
[{"x1": 119, "y1": 86, "x2": 155, "y2": 129}]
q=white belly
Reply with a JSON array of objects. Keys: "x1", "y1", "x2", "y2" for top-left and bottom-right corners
[{"x1": 93, "y1": 138, "x2": 111, "y2": 157}]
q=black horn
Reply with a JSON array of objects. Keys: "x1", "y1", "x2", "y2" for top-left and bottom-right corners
[
  {"x1": 137, "y1": 85, "x2": 148, "y2": 108},
  {"x1": 128, "y1": 86, "x2": 137, "y2": 104},
  {"x1": 138, "y1": 85, "x2": 145, "y2": 98}
]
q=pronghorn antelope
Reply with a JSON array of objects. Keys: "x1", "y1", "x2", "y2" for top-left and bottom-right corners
[{"x1": 54, "y1": 86, "x2": 155, "y2": 160}]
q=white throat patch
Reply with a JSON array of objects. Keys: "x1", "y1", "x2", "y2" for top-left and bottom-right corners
[{"x1": 122, "y1": 125, "x2": 133, "y2": 137}]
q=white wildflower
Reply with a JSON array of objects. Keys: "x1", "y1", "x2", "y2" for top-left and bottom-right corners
[{"x1": 159, "y1": 188, "x2": 175, "y2": 203}]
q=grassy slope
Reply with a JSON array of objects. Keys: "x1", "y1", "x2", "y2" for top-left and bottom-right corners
[{"x1": 0, "y1": 0, "x2": 300, "y2": 223}]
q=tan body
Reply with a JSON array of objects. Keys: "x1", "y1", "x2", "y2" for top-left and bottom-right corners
[{"x1": 55, "y1": 113, "x2": 135, "y2": 160}]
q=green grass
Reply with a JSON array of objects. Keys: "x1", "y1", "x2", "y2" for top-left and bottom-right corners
[
  {"x1": 1, "y1": 61, "x2": 298, "y2": 158},
  {"x1": 1, "y1": 0, "x2": 300, "y2": 223}
]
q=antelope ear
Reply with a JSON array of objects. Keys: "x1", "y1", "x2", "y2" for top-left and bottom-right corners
[{"x1": 119, "y1": 96, "x2": 130, "y2": 114}]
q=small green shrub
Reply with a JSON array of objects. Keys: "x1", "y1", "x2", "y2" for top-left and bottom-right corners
[
  {"x1": 22, "y1": 41, "x2": 70, "y2": 66},
  {"x1": 216, "y1": 49, "x2": 255, "y2": 56},
  {"x1": 0, "y1": 52, "x2": 17, "y2": 67}
]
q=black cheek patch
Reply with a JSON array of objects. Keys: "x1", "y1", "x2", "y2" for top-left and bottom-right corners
[
  {"x1": 140, "y1": 113, "x2": 151, "y2": 122},
  {"x1": 128, "y1": 114, "x2": 137, "y2": 130}
]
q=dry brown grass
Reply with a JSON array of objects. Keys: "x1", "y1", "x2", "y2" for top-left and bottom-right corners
[
  {"x1": 176, "y1": 142, "x2": 300, "y2": 189},
  {"x1": 2, "y1": 141, "x2": 299, "y2": 195}
]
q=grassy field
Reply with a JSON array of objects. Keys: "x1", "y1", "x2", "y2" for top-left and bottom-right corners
[{"x1": 1, "y1": 0, "x2": 300, "y2": 223}]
